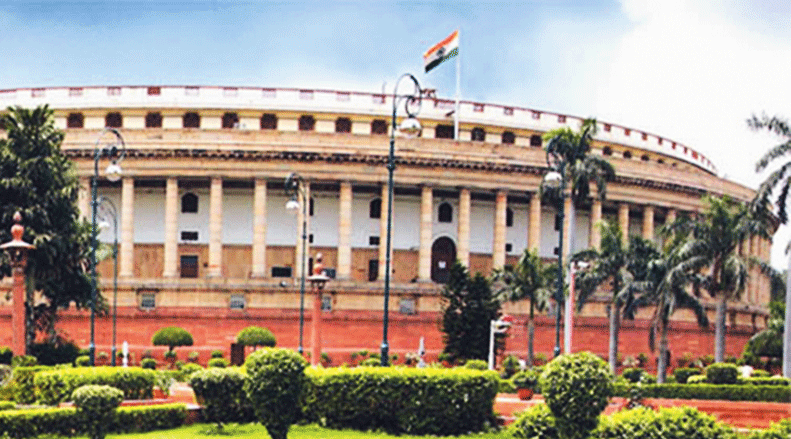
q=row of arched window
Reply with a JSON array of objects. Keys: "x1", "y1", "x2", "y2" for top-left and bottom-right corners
[{"x1": 368, "y1": 199, "x2": 514, "y2": 226}]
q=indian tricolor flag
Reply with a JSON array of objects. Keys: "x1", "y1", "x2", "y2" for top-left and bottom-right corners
[{"x1": 423, "y1": 30, "x2": 459, "y2": 73}]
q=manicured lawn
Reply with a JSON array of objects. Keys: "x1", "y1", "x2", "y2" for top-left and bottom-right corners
[{"x1": 98, "y1": 424, "x2": 506, "y2": 439}]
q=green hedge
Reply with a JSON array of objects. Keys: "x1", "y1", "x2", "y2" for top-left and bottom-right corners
[
  {"x1": 508, "y1": 403, "x2": 557, "y2": 439},
  {"x1": 303, "y1": 366, "x2": 499, "y2": 436},
  {"x1": 613, "y1": 382, "x2": 791, "y2": 402},
  {"x1": 744, "y1": 377, "x2": 790, "y2": 386},
  {"x1": 0, "y1": 403, "x2": 186, "y2": 438},
  {"x1": 748, "y1": 418, "x2": 791, "y2": 439},
  {"x1": 34, "y1": 367, "x2": 156, "y2": 405},
  {"x1": 593, "y1": 406, "x2": 734, "y2": 439},
  {"x1": 9, "y1": 366, "x2": 55, "y2": 404}
]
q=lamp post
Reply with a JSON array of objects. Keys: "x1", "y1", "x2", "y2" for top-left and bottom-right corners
[
  {"x1": 90, "y1": 128, "x2": 125, "y2": 366},
  {"x1": 565, "y1": 260, "x2": 589, "y2": 355},
  {"x1": 307, "y1": 252, "x2": 329, "y2": 366},
  {"x1": 285, "y1": 172, "x2": 308, "y2": 355},
  {"x1": 1, "y1": 212, "x2": 35, "y2": 356},
  {"x1": 381, "y1": 73, "x2": 423, "y2": 367},
  {"x1": 97, "y1": 197, "x2": 118, "y2": 366},
  {"x1": 543, "y1": 151, "x2": 566, "y2": 358}
]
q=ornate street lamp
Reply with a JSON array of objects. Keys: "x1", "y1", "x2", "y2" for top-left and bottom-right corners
[
  {"x1": 90, "y1": 128, "x2": 125, "y2": 366},
  {"x1": 285, "y1": 172, "x2": 308, "y2": 355},
  {"x1": 543, "y1": 150, "x2": 566, "y2": 358},
  {"x1": 381, "y1": 74, "x2": 423, "y2": 366},
  {"x1": 97, "y1": 197, "x2": 118, "y2": 366},
  {"x1": 1, "y1": 212, "x2": 35, "y2": 356},
  {"x1": 307, "y1": 252, "x2": 329, "y2": 365}
]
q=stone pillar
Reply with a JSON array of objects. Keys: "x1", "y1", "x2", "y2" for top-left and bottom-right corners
[
  {"x1": 493, "y1": 190, "x2": 507, "y2": 270},
  {"x1": 589, "y1": 198, "x2": 602, "y2": 250},
  {"x1": 337, "y1": 181, "x2": 353, "y2": 279},
  {"x1": 563, "y1": 196, "x2": 573, "y2": 258},
  {"x1": 378, "y1": 185, "x2": 390, "y2": 280},
  {"x1": 208, "y1": 177, "x2": 223, "y2": 277},
  {"x1": 119, "y1": 177, "x2": 134, "y2": 278},
  {"x1": 251, "y1": 178, "x2": 268, "y2": 278},
  {"x1": 163, "y1": 178, "x2": 178, "y2": 278},
  {"x1": 419, "y1": 186, "x2": 433, "y2": 281},
  {"x1": 528, "y1": 193, "x2": 541, "y2": 253},
  {"x1": 666, "y1": 208, "x2": 677, "y2": 225},
  {"x1": 642, "y1": 205, "x2": 655, "y2": 242},
  {"x1": 618, "y1": 202, "x2": 630, "y2": 243},
  {"x1": 457, "y1": 188, "x2": 471, "y2": 267},
  {"x1": 295, "y1": 182, "x2": 311, "y2": 280},
  {"x1": 78, "y1": 177, "x2": 90, "y2": 219}
]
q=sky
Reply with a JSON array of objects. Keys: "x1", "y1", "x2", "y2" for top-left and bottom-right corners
[{"x1": 2, "y1": 0, "x2": 791, "y2": 267}]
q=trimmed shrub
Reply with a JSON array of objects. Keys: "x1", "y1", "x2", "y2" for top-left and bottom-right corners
[
  {"x1": 75, "y1": 355, "x2": 90, "y2": 367},
  {"x1": 151, "y1": 326, "x2": 194, "y2": 355},
  {"x1": 208, "y1": 358, "x2": 229, "y2": 368},
  {"x1": 72, "y1": 385, "x2": 124, "y2": 439},
  {"x1": 612, "y1": 382, "x2": 791, "y2": 402},
  {"x1": 0, "y1": 365, "x2": 12, "y2": 386},
  {"x1": 188, "y1": 351, "x2": 199, "y2": 362},
  {"x1": 464, "y1": 359, "x2": 488, "y2": 370},
  {"x1": 501, "y1": 354, "x2": 521, "y2": 379},
  {"x1": 303, "y1": 366, "x2": 499, "y2": 436},
  {"x1": 35, "y1": 367, "x2": 156, "y2": 405},
  {"x1": 593, "y1": 406, "x2": 734, "y2": 439},
  {"x1": 751, "y1": 369, "x2": 771, "y2": 378},
  {"x1": 245, "y1": 348, "x2": 307, "y2": 439},
  {"x1": 0, "y1": 402, "x2": 15, "y2": 411},
  {"x1": 11, "y1": 356, "x2": 37, "y2": 367},
  {"x1": 749, "y1": 418, "x2": 791, "y2": 439},
  {"x1": 178, "y1": 363, "x2": 203, "y2": 379},
  {"x1": 508, "y1": 403, "x2": 558, "y2": 439},
  {"x1": 622, "y1": 367, "x2": 644, "y2": 383},
  {"x1": 141, "y1": 358, "x2": 157, "y2": 370},
  {"x1": 540, "y1": 352, "x2": 613, "y2": 439},
  {"x1": 745, "y1": 377, "x2": 790, "y2": 386},
  {"x1": 498, "y1": 377, "x2": 516, "y2": 393},
  {"x1": 9, "y1": 366, "x2": 53, "y2": 404},
  {"x1": 706, "y1": 363, "x2": 739, "y2": 384},
  {"x1": 360, "y1": 357, "x2": 380, "y2": 367},
  {"x1": 672, "y1": 367, "x2": 701, "y2": 384},
  {"x1": 512, "y1": 369, "x2": 539, "y2": 391},
  {"x1": 688, "y1": 374, "x2": 707, "y2": 384},
  {"x1": 111, "y1": 403, "x2": 187, "y2": 433},
  {"x1": 190, "y1": 368, "x2": 254, "y2": 428},
  {"x1": 236, "y1": 326, "x2": 277, "y2": 348},
  {"x1": 0, "y1": 348, "x2": 12, "y2": 365},
  {"x1": 211, "y1": 350, "x2": 224, "y2": 359}
]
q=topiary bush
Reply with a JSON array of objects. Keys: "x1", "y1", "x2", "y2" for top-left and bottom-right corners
[
  {"x1": 244, "y1": 348, "x2": 307, "y2": 439},
  {"x1": 621, "y1": 367, "x2": 644, "y2": 383},
  {"x1": 11, "y1": 355, "x2": 37, "y2": 367},
  {"x1": 705, "y1": 363, "x2": 739, "y2": 384},
  {"x1": 9, "y1": 366, "x2": 54, "y2": 404},
  {"x1": 178, "y1": 363, "x2": 203, "y2": 380},
  {"x1": 673, "y1": 367, "x2": 701, "y2": 384},
  {"x1": 612, "y1": 382, "x2": 791, "y2": 402},
  {"x1": 508, "y1": 403, "x2": 558, "y2": 439},
  {"x1": 34, "y1": 367, "x2": 156, "y2": 406},
  {"x1": 208, "y1": 358, "x2": 229, "y2": 368},
  {"x1": 236, "y1": 326, "x2": 277, "y2": 349},
  {"x1": 512, "y1": 370, "x2": 539, "y2": 391},
  {"x1": 190, "y1": 367, "x2": 254, "y2": 429},
  {"x1": 464, "y1": 359, "x2": 488, "y2": 370},
  {"x1": 72, "y1": 385, "x2": 124, "y2": 439},
  {"x1": 501, "y1": 354, "x2": 521, "y2": 379},
  {"x1": 539, "y1": 352, "x2": 614, "y2": 439},
  {"x1": 593, "y1": 406, "x2": 735, "y2": 439},
  {"x1": 0, "y1": 348, "x2": 13, "y2": 365},
  {"x1": 360, "y1": 357, "x2": 380, "y2": 367},
  {"x1": 749, "y1": 418, "x2": 791, "y2": 439},
  {"x1": 74, "y1": 355, "x2": 90, "y2": 367},
  {"x1": 141, "y1": 358, "x2": 157, "y2": 370},
  {"x1": 151, "y1": 327, "x2": 193, "y2": 357},
  {"x1": 211, "y1": 350, "x2": 224, "y2": 359}
]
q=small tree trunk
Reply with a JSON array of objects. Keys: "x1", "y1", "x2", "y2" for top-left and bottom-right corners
[
  {"x1": 715, "y1": 296, "x2": 727, "y2": 363},
  {"x1": 527, "y1": 300, "x2": 535, "y2": 367},
  {"x1": 657, "y1": 321, "x2": 669, "y2": 384},
  {"x1": 608, "y1": 303, "x2": 620, "y2": 373}
]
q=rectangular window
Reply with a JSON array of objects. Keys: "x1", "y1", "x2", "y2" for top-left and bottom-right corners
[
  {"x1": 505, "y1": 243, "x2": 513, "y2": 253},
  {"x1": 554, "y1": 214, "x2": 561, "y2": 231},
  {"x1": 69, "y1": 88, "x2": 83, "y2": 97},
  {"x1": 180, "y1": 255, "x2": 199, "y2": 278},
  {"x1": 368, "y1": 259, "x2": 379, "y2": 282},
  {"x1": 140, "y1": 293, "x2": 156, "y2": 310},
  {"x1": 399, "y1": 298, "x2": 416, "y2": 315},
  {"x1": 147, "y1": 86, "x2": 161, "y2": 96},
  {"x1": 271, "y1": 266, "x2": 292, "y2": 278},
  {"x1": 321, "y1": 295, "x2": 332, "y2": 312},
  {"x1": 369, "y1": 236, "x2": 380, "y2": 246},
  {"x1": 180, "y1": 231, "x2": 199, "y2": 241},
  {"x1": 107, "y1": 87, "x2": 121, "y2": 96},
  {"x1": 230, "y1": 294, "x2": 245, "y2": 310}
]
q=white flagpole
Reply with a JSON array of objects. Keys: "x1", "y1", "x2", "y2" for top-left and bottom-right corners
[{"x1": 454, "y1": 29, "x2": 461, "y2": 140}]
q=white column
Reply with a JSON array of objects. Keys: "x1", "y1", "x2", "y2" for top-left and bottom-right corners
[
  {"x1": 78, "y1": 177, "x2": 90, "y2": 219},
  {"x1": 252, "y1": 178, "x2": 268, "y2": 278},
  {"x1": 457, "y1": 188, "x2": 471, "y2": 267},
  {"x1": 337, "y1": 181, "x2": 353, "y2": 280},
  {"x1": 119, "y1": 177, "x2": 134, "y2": 278},
  {"x1": 295, "y1": 182, "x2": 311, "y2": 280},
  {"x1": 378, "y1": 185, "x2": 390, "y2": 280},
  {"x1": 590, "y1": 198, "x2": 602, "y2": 250},
  {"x1": 208, "y1": 177, "x2": 223, "y2": 277},
  {"x1": 493, "y1": 190, "x2": 507, "y2": 270},
  {"x1": 642, "y1": 205, "x2": 655, "y2": 242},
  {"x1": 419, "y1": 186, "x2": 433, "y2": 281},
  {"x1": 528, "y1": 193, "x2": 541, "y2": 253},
  {"x1": 618, "y1": 203, "x2": 630, "y2": 244},
  {"x1": 163, "y1": 178, "x2": 178, "y2": 278}
]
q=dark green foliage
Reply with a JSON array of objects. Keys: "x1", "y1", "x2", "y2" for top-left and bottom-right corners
[
  {"x1": 75, "y1": 355, "x2": 90, "y2": 366},
  {"x1": 540, "y1": 352, "x2": 614, "y2": 439},
  {"x1": 612, "y1": 382, "x2": 791, "y2": 402},
  {"x1": 244, "y1": 348, "x2": 307, "y2": 439},
  {"x1": 151, "y1": 327, "x2": 193, "y2": 354},
  {"x1": 745, "y1": 376, "x2": 790, "y2": 386},
  {"x1": 498, "y1": 377, "x2": 517, "y2": 393},
  {"x1": 29, "y1": 337, "x2": 80, "y2": 365},
  {"x1": 512, "y1": 369, "x2": 539, "y2": 391},
  {"x1": 440, "y1": 261, "x2": 502, "y2": 362},
  {"x1": 0, "y1": 348, "x2": 12, "y2": 365},
  {"x1": 11, "y1": 356, "x2": 36, "y2": 367},
  {"x1": 0, "y1": 403, "x2": 186, "y2": 438},
  {"x1": 501, "y1": 354, "x2": 520, "y2": 378},
  {"x1": 302, "y1": 366, "x2": 499, "y2": 436},
  {"x1": 752, "y1": 369, "x2": 771, "y2": 378},
  {"x1": 208, "y1": 357, "x2": 229, "y2": 368},
  {"x1": 593, "y1": 406, "x2": 735, "y2": 439},
  {"x1": 748, "y1": 418, "x2": 791, "y2": 439},
  {"x1": 236, "y1": 326, "x2": 277, "y2": 348},
  {"x1": 673, "y1": 367, "x2": 701, "y2": 384},
  {"x1": 0, "y1": 402, "x2": 14, "y2": 411},
  {"x1": 34, "y1": 367, "x2": 155, "y2": 405},
  {"x1": 178, "y1": 362, "x2": 203, "y2": 379},
  {"x1": 621, "y1": 368, "x2": 656, "y2": 384},
  {"x1": 190, "y1": 367, "x2": 254, "y2": 428},
  {"x1": 211, "y1": 349, "x2": 224, "y2": 358},
  {"x1": 508, "y1": 403, "x2": 558, "y2": 439},
  {"x1": 141, "y1": 358, "x2": 156, "y2": 369},
  {"x1": 463, "y1": 359, "x2": 488, "y2": 370},
  {"x1": 8, "y1": 366, "x2": 53, "y2": 404},
  {"x1": 359, "y1": 357, "x2": 380, "y2": 367},
  {"x1": 705, "y1": 363, "x2": 739, "y2": 384},
  {"x1": 72, "y1": 385, "x2": 124, "y2": 439}
]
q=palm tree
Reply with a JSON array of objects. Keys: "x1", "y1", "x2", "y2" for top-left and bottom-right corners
[
  {"x1": 492, "y1": 249, "x2": 553, "y2": 366},
  {"x1": 573, "y1": 220, "x2": 658, "y2": 372},
  {"x1": 666, "y1": 195, "x2": 772, "y2": 363}
]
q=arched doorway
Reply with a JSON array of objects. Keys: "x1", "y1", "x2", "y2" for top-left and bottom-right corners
[{"x1": 431, "y1": 237, "x2": 457, "y2": 283}]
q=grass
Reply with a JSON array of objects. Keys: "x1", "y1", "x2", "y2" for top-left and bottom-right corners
[{"x1": 93, "y1": 424, "x2": 508, "y2": 439}]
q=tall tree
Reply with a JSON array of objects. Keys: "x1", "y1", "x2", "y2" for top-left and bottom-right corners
[
  {"x1": 573, "y1": 220, "x2": 658, "y2": 372},
  {"x1": 667, "y1": 195, "x2": 772, "y2": 363},
  {"x1": 0, "y1": 106, "x2": 93, "y2": 352},
  {"x1": 440, "y1": 261, "x2": 503, "y2": 362},
  {"x1": 492, "y1": 249, "x2": 552, "y2": 366}
]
